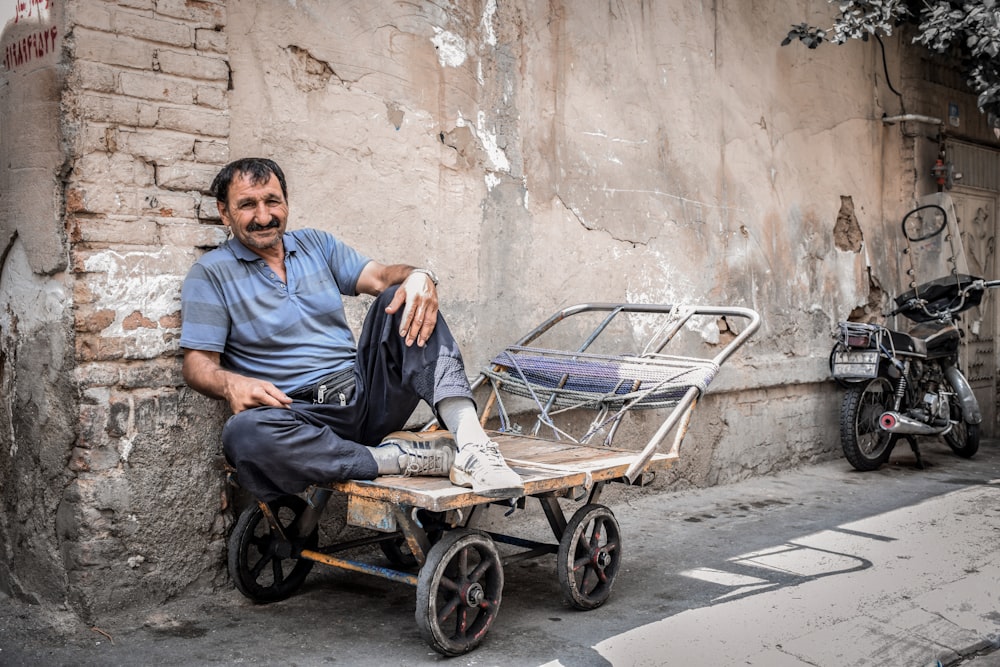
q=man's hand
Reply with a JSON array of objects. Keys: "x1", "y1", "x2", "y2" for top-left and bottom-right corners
[
  {"x1": 385, "y1": 271, "x2": 439, "y2": 347},
  {"x1": 182, "y1": 349, "x2": 292, "y2": 414},
  {"x1": 221, "y1": 374, "x2": 293, "y2": 414}
]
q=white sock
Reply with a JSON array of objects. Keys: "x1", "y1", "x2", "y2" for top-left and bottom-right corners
[
  {"x1": 437, "y1": 397, "x2": 491, "y2": 450},
  {"x1": 370, "y1": 443, "x2": 403, "y2": 475}
]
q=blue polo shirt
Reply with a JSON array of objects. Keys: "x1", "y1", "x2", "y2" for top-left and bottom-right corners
[{"x1": 180, "y1": 228, "x2": 371, "y2": 393}]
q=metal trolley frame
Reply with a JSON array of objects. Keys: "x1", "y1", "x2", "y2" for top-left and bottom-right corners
[{"x1": 225, "y1": 303, "x2": 760, "y2": 656}]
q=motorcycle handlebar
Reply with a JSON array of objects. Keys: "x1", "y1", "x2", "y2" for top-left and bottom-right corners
[{"x1": 888, "y1": 278, "x2": 1000, "y2": 320}]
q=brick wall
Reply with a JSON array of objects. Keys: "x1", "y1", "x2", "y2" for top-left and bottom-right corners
[{"x1": 48, "y1": 0, "x2": 231, "y2": 616}]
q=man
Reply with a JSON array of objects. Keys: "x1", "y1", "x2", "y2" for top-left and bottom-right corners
[{"x1": 180, "y1": 157, "x2": 523, "y2": 503}]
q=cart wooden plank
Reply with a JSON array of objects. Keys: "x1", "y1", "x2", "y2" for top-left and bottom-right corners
[{"x1": 325, "y1": 432, "x2": 677, "y2": 512}]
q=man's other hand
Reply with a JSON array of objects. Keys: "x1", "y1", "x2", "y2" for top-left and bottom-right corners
[{"x1": 386, "y1": 271, "x2": 439, "y2": 347}]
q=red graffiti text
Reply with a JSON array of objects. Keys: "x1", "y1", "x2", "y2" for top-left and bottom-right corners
[
  {"x1": 14, "y1": 0, "x2": 53, "y2": 24},
  {"x1": 3, "y1": 26, "x2": 59, "y2": 71}
]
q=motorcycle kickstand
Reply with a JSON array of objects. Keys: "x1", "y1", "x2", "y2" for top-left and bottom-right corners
[{"x1": 898, "y1": 434, "x2": 924, "y2": 469}]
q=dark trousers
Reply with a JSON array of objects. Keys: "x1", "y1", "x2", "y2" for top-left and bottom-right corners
[{"x1": 222, "y1": 287, "x2": 474, "y2": 503}]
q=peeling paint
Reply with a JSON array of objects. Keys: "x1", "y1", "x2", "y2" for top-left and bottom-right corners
[
  {"x1": 480, "y1": 0, "x2": 497, "y2": 47},
  {"x1": 80, "y1": 248, "x2": 182, "y2": 341},
  {"x1": 431, "y1": 27, "x2": 467, "y2": 68},
  {"x1": 475, "y1": 110, "x2": 510, "y2": 172}
]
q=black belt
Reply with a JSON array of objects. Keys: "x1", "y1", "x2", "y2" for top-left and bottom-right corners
[{"x1": 287, "y1": 368, "x2": 357, "y2": 405}]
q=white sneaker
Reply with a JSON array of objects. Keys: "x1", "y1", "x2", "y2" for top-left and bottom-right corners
[
  {"x1": 378, "y1": 431, "x2": 457, "y2": 477},
  {"x1": 450, "y1": 441, "x2": 525, "y2": 498}
]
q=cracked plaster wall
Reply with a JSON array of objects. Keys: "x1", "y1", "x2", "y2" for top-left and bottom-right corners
[
  {"x1": 224, "y1": 0, "x2": 912, "y2": 477},
  {"x1": 1, "y1": 0, "x2": 979, "y2": 619}
]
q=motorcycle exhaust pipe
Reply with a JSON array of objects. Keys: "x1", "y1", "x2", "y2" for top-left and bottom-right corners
[{"x1": 879, "y1": 411, "x2": 949, "y2": 436}]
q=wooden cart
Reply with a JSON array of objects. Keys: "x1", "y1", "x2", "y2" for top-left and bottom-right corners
[{"x1": 226, "y1": 303, "x2": 760, "y2": 656}]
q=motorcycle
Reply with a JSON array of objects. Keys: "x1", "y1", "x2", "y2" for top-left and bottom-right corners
[{"x1": 830, "y1": 194, "x2": 999, "y2": 471}]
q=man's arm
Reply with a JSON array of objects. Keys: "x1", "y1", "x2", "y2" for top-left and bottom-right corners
[
  {"x1": 182, "y1": 348, "x2": 293, "y2": 414},
  {"x1": 356, "y1": 261, "x2": 439, "y2": 347}
]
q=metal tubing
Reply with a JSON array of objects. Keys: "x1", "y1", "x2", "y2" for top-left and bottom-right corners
[{"x1": 299, "y1": 549, "x2": 419, "y2": 587}]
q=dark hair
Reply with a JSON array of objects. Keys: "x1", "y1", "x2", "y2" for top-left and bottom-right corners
[{"x1": 210, "y1": 158, "x2": 288, "y2": 205}]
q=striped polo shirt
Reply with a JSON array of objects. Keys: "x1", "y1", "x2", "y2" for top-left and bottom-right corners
[{"x1": 180, "y1": 228, "x2": 371, "y2": 394}]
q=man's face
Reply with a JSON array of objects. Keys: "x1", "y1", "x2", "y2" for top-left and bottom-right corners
[{"x1": 218, "y1": 172, "x2": 288, "y2": 253}]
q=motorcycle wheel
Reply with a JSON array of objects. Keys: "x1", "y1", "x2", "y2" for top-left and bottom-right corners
[
  {"x1": 944, "y1": 418, "x2": 980, "y2": 458},
  {"x1": 840, "y1": 376, "x2": 895, "y2": 471}
]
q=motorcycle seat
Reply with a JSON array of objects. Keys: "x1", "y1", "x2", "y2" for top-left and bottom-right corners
[{"x1": 892, "y1": 322, "x2": 960, "y2": 358}]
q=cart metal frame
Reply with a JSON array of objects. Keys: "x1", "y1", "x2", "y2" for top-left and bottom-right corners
[{"x1": 226, "y1": 303, "x2": 760, "y2": 656}]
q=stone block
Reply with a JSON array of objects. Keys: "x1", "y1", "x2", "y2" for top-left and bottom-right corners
[
  {"x1": 157, "y1": 161, "x2": 223, "y2": 191},
  {"x1": 73, "y1": 27, "x2": 155, "y2": 70},
  {"x1": 114, "y1": 13, "x2": 192, "y2": 48},
  {"x1": 158, "y1": 221, "x2": 227, "y2": 248},
  {"x1": 69, "y1": 61, "x2": 117, "y2": 94},
  {"x1": 156, "y1": 50, "x2": 228, "y2": 82},
  {"x1": 156, "y1": 0, "x2": 226, "y2": 26},
  {"x1": 195, "y1": 84, "x2": 228, "y2": 110},
  {"x1": 197, "y1": 195, "x2": 222, "y2": 221},
  {"x1": 193, "y1": 139, "x2": 228, "y2": 163},
  {"x1": 75, "y1": 94, "x2": 155, "y2": 128},
  {"x1": 73, "y1": 152, "x2": 156, "y2": 191},
  {"x1": 195, "y1": 27, "x2": 228, "y2": 53},
  {"x1": 73, "y1": 217, "x2": 160, "y2": 245},
  {"x1": 68, "y1": 2, "x2": 113, "y2": 31},
  {"x1": 119, "y1": 70, "x2": 196, "y2": 104},
  {"x1": 156, "y1": 105, "x2": 229, "y2": 137},
  {"x1": 120, "y1": 127, "x2": 197, "y2": 161},
  {"x1": 141, "y1": 188, "x2": 201, "y2": 219}
]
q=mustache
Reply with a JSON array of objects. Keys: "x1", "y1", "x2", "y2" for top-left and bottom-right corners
[{"x1": 247, "y1": 220, "x2": 281, "y2": 232}]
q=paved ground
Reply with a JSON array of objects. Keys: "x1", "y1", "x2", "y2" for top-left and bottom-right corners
[{"x1": 2, "y1": 437, "x2": 1000, "y2": 666}]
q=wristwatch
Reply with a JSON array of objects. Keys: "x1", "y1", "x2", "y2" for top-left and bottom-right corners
[{"x1": 411, "y1": 268, "x2": 439, "y2": 286}]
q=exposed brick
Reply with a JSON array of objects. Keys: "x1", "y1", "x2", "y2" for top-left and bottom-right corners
[
  {"x1": 75, "y1": 217, "x2": 160, "y2": 245},
  {"x1": 73, "y1": 27, "x2": 156, "y2": 70},
  {"x1": 75, "y1": 308, "x2": 116, "y2": 333},
  {"x1": 68, "y1": 3, "x2": 113, "y2": 32},
  {"x1": 156, "y1": 106, "x2": 228, "y2": 137},
  {"x1": 74, "y1": 94, "x2": 159, "y2": 128},
  {"x1": 114, "y1": 13, "x2": 192, "y2": 48},
  {"x1": 119, "y1": 71, "x2": 196, "y2": 104},
  {"x1": 158, "y1": 222, "x2": 227, "y2": 248},
  {"x1": 75, "y1": 151, "x2": 156, "y2": 185},
  {"x1": 156, "y1": 49, "x2": 228, "y2": 81},
  {"x1": 122, "y1": 311, "x2": 158, "y2": 330},
  {"x1": 118, "y1": 0, "x2": 155, "y2": 9},
  {"x1": 197, "y1": 195, "x2": 222, "y2": 221},
  {"x1": 69, "y1": 445, "x2": 121, "y2": 473},
  {"x1": 157, "y1": 161, "x2": 222, "y2": 191},
  {"x1": 195, "y1": 27, "x2": 227, "y2": 53},
  {"x1": 193, "y1": 139, "x2": 227, "y2": 163},
  {"x1": 156, "y1": 0, "x2": 226, "y2": 26},
  {"x1": 141, "y1": 188, "x2": 202, "y2": 219},
  {"x1": 121, "y1": 128, "x2": 198, "y2": 162},
  {"x1": 72, "y1": 124, "x2": 122, "y2": 154},
  {"x1": 127, "y1": 361, "x2": 185, "y2": 389},
  {"x1": 66, "y1": 189, "x2": 87, "y2": 214},
  {"x1": 194, "y1": 84, "x2": 227, "y2": 110},
  {"x1": 70, "y1": 61, "x2": 117, "y2": 94},
  {"x1": 76, "y1": 335, "x2": 127, "y2": 362}
]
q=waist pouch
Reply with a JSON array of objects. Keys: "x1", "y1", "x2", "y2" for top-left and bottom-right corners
[{"x1": 290, "y1": 368, "x2": 356, "y2": 405}]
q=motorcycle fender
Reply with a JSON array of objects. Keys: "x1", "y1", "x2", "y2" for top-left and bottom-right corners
[{"x1": 943, "y1": 366, "x2": 982, "y2": 425}]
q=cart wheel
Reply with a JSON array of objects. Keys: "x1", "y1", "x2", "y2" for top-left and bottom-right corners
[
  {"x1": 557, "y1": 504, "x2": 622, "y2": 610},
  {"x1": 228, "y1": 495, "x2": 318, "y2": 603},
  {"x1": 415, "y1": 529, "x2": 504, "y2": 656}
]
